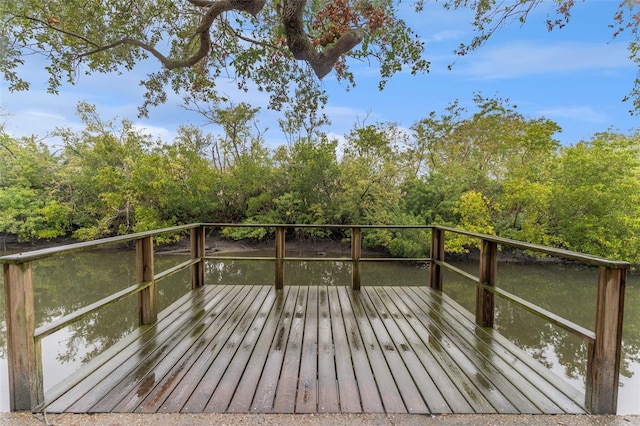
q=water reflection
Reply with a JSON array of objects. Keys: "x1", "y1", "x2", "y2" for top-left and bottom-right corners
[{"x1": 0, "y1": 250, "x2": 639, "y2": 414}]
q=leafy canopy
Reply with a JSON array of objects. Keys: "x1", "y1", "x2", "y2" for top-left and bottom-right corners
[{"x1": 2, "y1": 1, "x2": 640, "y2": 113}]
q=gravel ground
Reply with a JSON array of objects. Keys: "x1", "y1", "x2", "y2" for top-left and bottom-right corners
[{"x1": 1, "y1": 413, "x2": 639, "y2": 426}]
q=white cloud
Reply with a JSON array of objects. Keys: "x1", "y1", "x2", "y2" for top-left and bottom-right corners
[
  {"x1": 537, "y1": 105, "x2": 608, "y2": 123},
  {"x1": 427, "y1": 30, "x2": 466, "y2": 43},
  {"x1": 458, "y1": 40, "x2": 633, "y2": 79},
  {"x1": 132, "y1": 123, "x2": 177, "y2": 141}
]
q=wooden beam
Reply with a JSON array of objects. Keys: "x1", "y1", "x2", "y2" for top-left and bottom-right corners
[
  {"x1": 190, "y1": 226, "x2": 206, "y2": 289},
  {"x1": 137, "y1": 236, "x2": 156, "y2": 325},
  {"x1": 476, "y1": 239, "x2": 497, "y2": 328},
  {"x1": 351, "y1": 227, "x2": 362, "y2": 290},
  {"x1": 429, "y1": 228, "x2": 444, "y2": 291},
  {"x1": 275, "y1": 226, "x2": 285, "y2": 289},
  {"x1": 3, "y1": 263, "x2": 43, "y2": 411},
  {"x1": 586, "y1": 266, "x2": 626, "y2": 414}
]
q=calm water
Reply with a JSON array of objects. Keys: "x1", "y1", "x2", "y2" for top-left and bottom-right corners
[{"x1": 0, "y1": 249, "x2": 638, "y2": 414}]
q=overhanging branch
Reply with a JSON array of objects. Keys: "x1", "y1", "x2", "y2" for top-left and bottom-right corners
[
  {"x1": 74, "y1": 0, "x2": 266, "y2": 69},
  {"x1": 282, "y1": 0, "x2": 364, "y2": 79}
]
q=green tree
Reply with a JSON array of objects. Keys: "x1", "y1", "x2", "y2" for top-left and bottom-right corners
[
  {"x1": 408, "y1": 95, "x2": 561, "y2": 240},
  {"x1": 265, "y1": 137, "x2": 341, "y2": 233},
  {"x1": 55, "y1": 103, "x2": 153, "y2": 239},
  {"x1": 548, "y1": 132, "x2": 640, "y2": 262},
  {"x1": 0, "y1": 131, "x2": 68, "y2": 242}
]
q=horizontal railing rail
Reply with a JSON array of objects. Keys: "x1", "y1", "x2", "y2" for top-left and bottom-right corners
[
  {"x1": 1, "y1": 223, "x2": 628, "y2": 414},
  {"x1": 434, "y1": 260, "x2": 596, "y2": 343}
]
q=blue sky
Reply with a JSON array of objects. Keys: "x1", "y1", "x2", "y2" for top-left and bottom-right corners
[{"x1": 1, "y1": 1, "x2": 638, "y2": 147}]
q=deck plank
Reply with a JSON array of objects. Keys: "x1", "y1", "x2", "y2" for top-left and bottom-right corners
[
  {"x1": 272, "y1": 286, "x2": 308, "y2": 413},
  {"x1": 374, "y1": 287, "x2": 472, "y2": 413},
  {"x1": 41, "y1": 284, "x2": 587, "y2": 416},
  {"x1": 336, "y1": 287, "x2": 384, "y2": 413},
  {"x1": 135, "y1": 285, "x2": 249, "y2": 413},
  {"x1": 344, "y1": 287, "x2": 407, "y2": 413},
  {"x1": 327, "y1": 286, "x2": 360, "y2": 413},
  {"x1": 107, "y1": 285, "x2": 244, "y2": 413},
  {"x1": 47, "y1": 285, "x2": 224, "y2": 413},
  {"x1": 315, "y1": 286, "x2": 340, "y2": 412},
  {"x1": 181, "y1": 286, "x2": 274, "y2": 412},
  {"x1": 358, "y1": 288, "x2": 430, "y2": 414},
  {"x1": 225, "y1": 287, "x2": 292, "y2": 413},
  {"x1": 384, "y1": 286, "x2": 500, "y2": 413},
  {"x1": 392, "y1": 286, "x2": 526, "y2": 414},
  {"x1": 203, "y1": 286, "x2": 283, "y2": 413},
  {"x1": 249, "y1": 286, "x2": 300, "y2": 412},
  {"x1": 366, "y1": 287, "x2": 451, "y2": 413},
  {"x1": 139, "y1": 285, "x2": 257, "y2": 413},
  {"x1": 294, "y1": 286, "x2": 319, "y2": 413}
]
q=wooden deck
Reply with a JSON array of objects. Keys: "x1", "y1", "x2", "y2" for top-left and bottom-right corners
[{"x1": 40, "y1": 284, "x2": 587, "y2": 415}]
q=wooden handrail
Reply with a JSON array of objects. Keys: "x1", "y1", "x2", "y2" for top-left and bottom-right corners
[
  {"x1": 0, "y1": 224, "x2": 201, "y2": 264},
  {"x1": 433, "y1": 225, "x2": 629, "y2": 269}
]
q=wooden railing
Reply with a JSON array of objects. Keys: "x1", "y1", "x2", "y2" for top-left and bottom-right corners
[
  {"x1": 0, "y1": 223, "x2": 629, "y2": 414},
  {"x1": 430, "y1": 226, "x2": 628, "y2": 415}
]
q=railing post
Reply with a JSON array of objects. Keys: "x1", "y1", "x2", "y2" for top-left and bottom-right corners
[
  {"x1": 3, "y1": 262, "x2": 43, "y2": 411},
  {"x1": 586, "y1": 266, "x2": 626, "y2": 414},
  {"x1": 137, "y1": 236, "x2": 156, "y2": 325},
  {"x1": 191, "y1": 225, "x2": 206, "y2": 289},
  {"x1": 429, "y1": 228, "x2": 444, "y2": 291},
  {"x1": 351, "y1": 227, "x2": 362, "y2": 291},
  {"x1": 476, "y1": 239, "x2": 497, "y2": 328},
  {"x1": 275, "y1": 226, "x2": 285, "y2": 290}
]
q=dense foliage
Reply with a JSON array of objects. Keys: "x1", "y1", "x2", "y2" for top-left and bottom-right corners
[{"x1": 1, "y1": 97, "x2": 639, "y2": 263}]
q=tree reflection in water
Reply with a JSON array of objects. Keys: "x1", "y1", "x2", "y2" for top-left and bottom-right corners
[{"x1": 0, "y1": 251, "x2": 638, "y2": 413}]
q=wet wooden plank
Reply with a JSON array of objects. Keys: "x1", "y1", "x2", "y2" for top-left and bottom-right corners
[
  {"x1": 249, "y1": 287, "x2": 300, "y2": 412},
  {"x1": 45, "y1": 285, "x2": 220, "y2": 412},
  {"x1": 93, "y1": 285, "x2": 255, "y2": 412},
  {"x1": 147, "y1": 285, "x2": 262, "y2": 413},
  {"x1": 102, "y1": 284, "x2": 251, "y2": 412},
  {"x1": 358, "y1": 288, "x2": 430, "y2": 414},
  {"x1": 134, "y1": 285, "x2": 246, "y2": 413},
  {"x1": 316, "y1": 286, "x2": 339, "y2": 412},
  {"x1": 226, "y1": 287, "x2": 292, "y2": 413},
  {"x1": 377, "y1": 287, "x2": 474, "y2": 413},
  {"x1": 295, "y1": 285, "x2": 318, "y2": 413},
  {"x1": 344, "y1": 287, "x2": 407, "y2": 413},
  {"x1": 111, "y1": 284, "x2": 243, "y2": 412},
  {"x1": 272, "y1": 286, "x2": 308, "y2": 413},
  {"x1": 386, "y1": 286, "x2": 498, "y2": 413},
  {"x1": 327, "y1": 286, "x2": 360, "y2": 412},
  {"x1": 181, "y1": 286, "x2": 273, "y2": 412},
  {"x1": 401, "y1": 286, "x2": 540, "y2": 413},
  {"x1": 366, "y1": 287, "x2": 451, "y2": 413},
  {"x1": 336, "y1": 287, "x2": 384, "y2": 413},
  {"x1": 204, "y1": 286, "x2": 282, "y2": 412}
]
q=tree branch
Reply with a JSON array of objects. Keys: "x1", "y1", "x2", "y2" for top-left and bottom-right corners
[
  {"x1": 281, "y1": 0, "x2": 364, "y2": 79},
  {"x1": 74, "y1": 0, "x2": 266, "y2": 69}
]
